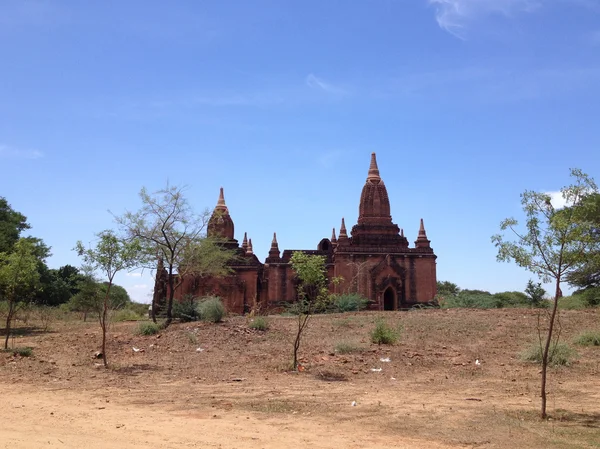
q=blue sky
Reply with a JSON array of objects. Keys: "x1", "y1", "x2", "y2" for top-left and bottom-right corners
[{"x1": 1, "y1": 0, "x2": 599, "y2": 302}]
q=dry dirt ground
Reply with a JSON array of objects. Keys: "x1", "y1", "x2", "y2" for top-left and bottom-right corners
[{"x1": 1, "y1": 309, "x2": 599, "y2": 448}]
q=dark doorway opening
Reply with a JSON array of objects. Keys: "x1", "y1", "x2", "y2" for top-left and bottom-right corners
[{"x1": 383, "y1": 287, "x2": 395, "y2": 311}]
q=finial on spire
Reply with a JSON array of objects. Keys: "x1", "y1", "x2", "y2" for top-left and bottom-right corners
[
  {"x1": 331, "y1": 227, "x2": 337, "y2": 243},
  {"x1": 367, "y1": 152, "x2": 380, "y2": 181},
  {"x1": 271, "y1": 232, "x2": 279, "y2": 248},
  {"x1": 215, "y1": 187, "x2": 228, "y2": 212},
  {"x1": 247, "y1": 238, "x2": 254, "y2": 255},
  {"x1": 401, "y1": 228, "x2": 404, "y2": 238}
]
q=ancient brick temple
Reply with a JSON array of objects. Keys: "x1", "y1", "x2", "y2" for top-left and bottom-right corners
[{"x1": 169, "y1": 153, "x2": 437, "y2": 313}]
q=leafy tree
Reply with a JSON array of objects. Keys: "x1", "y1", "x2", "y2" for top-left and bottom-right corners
[
  {"x1": 75, "y1": 230, "x2": 140, "y2": 367},
  {"x1": 67, "y1": 266, "x2": 101, "y2": 321},
  {"x1": 0, "y1": 197, "x2": 30, "y2": 254},
  {"x1": 525, "y1": 280, "x2": 546, "y2": 306},
  {"x1": 289, "y1": 252, "x2": 333, "y2": 371},
  {"x1": 492, "y1": 168, "x2": 598, "y2": 419},
  {"x1": 116, "y1": 184, "x2": 234, "y2": 327},
  {"x1": 436, "y1": 281, "x2": 460, "y2": 297},
  {"x1": 0, "y1": 239, "x2": 41, "y2": 348},
  {"x1": 565, "y1": 192, "x2": 600, "y2": 289}
]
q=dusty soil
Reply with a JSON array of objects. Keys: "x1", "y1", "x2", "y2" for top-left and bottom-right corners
[{"x1": 1, "y1": 309, "x2": 599, "y2": 448}]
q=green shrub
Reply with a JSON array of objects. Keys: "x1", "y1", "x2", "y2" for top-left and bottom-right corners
[
  {"x1": 521, "y1": 342, "x2": 577, "y2": 366},
  {"x1": 197, "y1": 296, "x2": 226, "y2": 323},
  {"x1": 136, "y1": 322, "x2": 161, "y2": 336},
  {"x1": 332, "y1": 293, "x2": 369, "y2": 312},
  {"x1": 127, "y1": 302, "x2": 152, "y2": 316},
  {"x1": 334, "y1": 341, "x2": 363, "y2": 354},
  {"x1": 370, "y1": 319, "x2": 401, "y2": 345},
  {"x1": 492, "y1": 291, "x2": 531, "y2": 308},
  {"x1": 2, "y1": 347, "x2": 33, "y2": 357},
  {"x1": 576, "y1": 287, "x2": 600, "y2": 307},
  {"x1": 113, "y1": 309, "x2": 142, "y2": 322},
  {"x1": 173, "y1": 298, "x2": 200, "y2": 322},
  {"x1": 558, "y1": 295, "x2": 588, "y2": 310},
  {"x1": 574, "y1": 331, "x2": 600, "y2": 346},
  {"x1": 248, "y1": 316, "x2": 269, "y2": 331},
  {"x1": 441, "y1": 292, "x2": 497, "y2": 309}
]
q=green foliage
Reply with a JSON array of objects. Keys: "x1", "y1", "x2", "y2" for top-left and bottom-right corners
[
  {"x1": 370, "y1": 319, "x2": 401, "y2": 345},
  {"x1": 574, "y1": 330, "x2": 600, "y2": 346},
  {"x1": 2, "y1": 346, "x2": 33, "y2": 357},
  {"x1": 334, "y1": 341, "x2": 363, "y2": 354},
  {"x1": 113, "y1": 309, "x2": 143, "y2": 322},
  {"x1": 136, "y1": 322, "x2": 160, "y2": 336},
  {"x1": 558, "y1": 294, "x2": 588, "y2": 310},
  {"x1": 248, "y1": 316, "x2": 269, "y2": 331},
  {"x1": 441, "y1": 292, "x2": 497, "y2": 309},
  {"x1": 197, "y1": 296, "x2": 226, "y2": 323},
  {"x1": 521, "y1": 342, "x2": 577, "y2": 367},
  {"x1": 525, "y1": 279, "x2": 546, "y2": 305},
  {"x1": 437, "y1": 280, "x2": 460, "y2": 297},
  {"x1": 575, "y1": 287, "x2": 600, "y2": 307},
  {"x1": 172, "y1": 296, "x2": 201, "y2": 322},
  {"x1": 331, "y1": 293, "x2": 368, "y2": 312},
  {"x1": 492, "y1": 291, "x2": 531, "y2": 308},
  {"x1": 0, "y1": 197, "x2": 30, "y2": 254}
]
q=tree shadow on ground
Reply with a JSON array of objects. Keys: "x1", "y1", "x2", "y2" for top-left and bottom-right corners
[
  {"x1": 553, "y1": 410, "x2": 600, "y2": 428},
  {"x1": 0, "y1": 326, "x2": 56, "y2": 337}
]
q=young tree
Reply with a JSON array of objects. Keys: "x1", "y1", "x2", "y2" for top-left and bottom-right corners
[
  {"x1": 116, "y1": 184, "x2": 234, "y2": 327},
  {"x1": 0, "y1": 197, "x2": 30, "y2": 254},
  {"x1": 525, "y1": 280, "x2": 546, "y2": 306},
  {"x1": 75, "y1": 230, "x2": 139, "y2": 367},
  {"x1": 289, "y1": 252, "x2": 332, "y2": 371},
  {"x1": 492, "y1": 168, "x2": 598, "y2": 419},
  {"x1": 68, "y1": 266, "x2": 101, "y2": 322},
  {"x1": 0, "y1": 239, "x2": 41, "y2": 348}
]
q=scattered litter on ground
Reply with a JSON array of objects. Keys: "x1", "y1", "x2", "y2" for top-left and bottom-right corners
[
  {"x1": 351, "y1": 401, "x2": 357, "y2": 406},
  {"x1": 390, "y1": 377, "x2": 397, "y2": 381},
  {"x1": 371, "y1": 368, "x2": 382, "y2": 372},
  {"x1": 132, "y1": 347, "x2": 143, "y2": 353},
  {"x1": 475, "y1": 359, "x2": 481, "y2": 366},
  {"x1": 196, "y1": 347, "x2": 204, "y2": 352},
  {"x1": 380, "y1": 357, "x2": 391, "y2": 362}
]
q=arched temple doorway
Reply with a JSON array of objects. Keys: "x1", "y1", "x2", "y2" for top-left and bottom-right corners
[{"x1": 383, "y1": 287, "x2": 395, "y2": 311}]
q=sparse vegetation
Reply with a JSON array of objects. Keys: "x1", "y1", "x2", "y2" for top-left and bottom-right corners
[
  {"x1": 574, "y1": 330, "x2": 600, "y2": 346},
  {"x1": 370, "y1": 319, "x2": 401, "y2": 345},
  {"x1": 136, "y1": 322, "x2": 161, "y2": 336},
  {"x1": 2, "y1": 346, "x2": 33, "y2": 357},
  {"x1": 173, "y1": 296, "x2": 201, "y2": 322},
  {"x1": 521, "y1": 342, "x2": 578, "y2": 367},
  {"x1": 248, "y1": 316, "x2": 269, "y2": 331},
  {"x1": 334, "y1": 341, "x2": 363, "y2": 354},
  {"x1": 113, "y1": 309, "x2": 143, "y2": 322},
  {"x1": 197, "y1": 296, "x2": 226, "y2": 323},
  {"x1": 331, "y1": 293, "x2": 369, "y2": 312}
]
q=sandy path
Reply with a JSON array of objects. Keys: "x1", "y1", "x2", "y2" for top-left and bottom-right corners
[{"x1": 0, "y1": 383, "x2": 453, "y2": 449}]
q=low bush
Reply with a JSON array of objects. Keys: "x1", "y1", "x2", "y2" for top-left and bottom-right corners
[
  {"x1": 173, "y1": 298, "x2": 200, "y2": 322},
  {"x1": 576, "y1": 287, "x2": 600, "y2": 307},
  {"x1": 370, "y1": 319, "x2": 401, "y2": 345},
  {"x1": 113, "y1": 309, "x2": 142, "y2": 322},
  {"x1": 248, "y1": 316, "x2": 269, "y2": 331},
  {"x1": 521, "y1": 342, "x2": 577, "y2": 367},
  {"x1": 2, "y1": 347, "x2": 33, "y2": 357},
  {"x1": 334, "y1": 341, "x2": 363, "y2": 354},
  {"x1": 197, "y1": 296, "x2": 226, "y2": 323},
  {"x1": 558, "y1": 295, "x2": 588, "y2": 310},
  {"x1": 136, "y1": 322, "x2": 161, "y2": 336},
  {"x1": 331, "y1": 293, "x2": 369, "y2": 312},
  {"x1": 574, "y1": 331, "x2": 600, "y2": 346}
]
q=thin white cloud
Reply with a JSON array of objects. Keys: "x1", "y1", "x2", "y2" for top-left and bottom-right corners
[
  {"x1": 306, "y1": 74, "x2": 347, "y2": 95},
  {"x1": 428, "y1": 0, "x2": 541, "y2": 38},
  {"x1": 133, "y1": 284, "x2": 148, "y2": 289},
  {"x1": 545, "y1": 191, "x2": 569, "y2": 209},
  {"x1": 126, "y1": 272, "x2": 143, "y2": 277},
  {"x1": 0, "y1": 143, "x2": 43, "y2": 159}
]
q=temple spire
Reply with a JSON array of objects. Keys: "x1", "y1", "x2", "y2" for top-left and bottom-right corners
[
  {"x1": 339, "y1": 218, "x2": 348, "y2": 240},
  {"x1": 241, "y1": 232, "x2": 248, "y2": 252},
  {"x1": 247, "y1": 238, "x2": 254, "y2": 255},
  {"x1": 271, "y1": 232, "x2": 279, "y2": 249},
  {"x1": 415, "y1": 218, "x2": 431, "y2": 248},
  {"x1": 367, "y1": 152, "x2": 380, "y2": 181},
  {"x1": 216, "y1": 187, "x2": 228, "y2": 212},
  {"x1": 331, "y1": 227, "x2": 337, "y2": 243},
  {"x1": 268, "y1": 232, "x2": 280, "y2": 261}
]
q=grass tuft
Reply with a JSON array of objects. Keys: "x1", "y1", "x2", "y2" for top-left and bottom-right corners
[
  {"x1": 370, "y1": 319, "x2": 401, "y2": 345},
  {"x1": 248, "y1": 316, "x2": 269, "y2": 331},
  {"x1": 574, "y1": 330, "x2": 600, "y2": 346},
  {"x1": 334, "y1": 341, "x2": 364, "y2": 354},
  {"x1": 521, "y1": 342, "x2": 577, "y2": 366},
  {"x1": 136, "y1": 322, "x2": 161, "y2": 336},
  {"x1": 197, "y1": 297, "x2": 226, "y2": 323}
]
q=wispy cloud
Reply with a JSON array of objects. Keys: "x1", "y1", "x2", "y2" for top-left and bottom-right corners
[
  {"x1": 0, "y1": 144, "x2": 43, "y2": 159},
  {"x1": 306, "y1": 74, "x2": 348, "y2": 95},
  {"x1": 133, "y1": 284, "x2": 148, "y2": 290},
  {"x1": 428, "y1": 0, "x2": 541, "y2": 38},
  {"x1": 126, "y1": 272, "x2": 142, "y2": 277},
  {"x1": 545, "y1": 191, "x2": 569, "y2": 209}
]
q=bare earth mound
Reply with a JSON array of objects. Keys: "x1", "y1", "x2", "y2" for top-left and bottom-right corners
[{"x1": 1, "y1": 309, "x2": 599, "y2": 448}]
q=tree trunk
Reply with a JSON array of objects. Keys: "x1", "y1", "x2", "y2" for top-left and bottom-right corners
[
  {"x1": 540, "y1": 279, "x2": 561, "y2": 419},
  {"x1": 164, "y1": 267, "x2": 175, "y2": 328},
  {"x1": 101, "y1": 298, "x2": 108, "y2": 368},
  {"x1": 4, "y1": 300, "x2": 15, "y2": 349}
]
